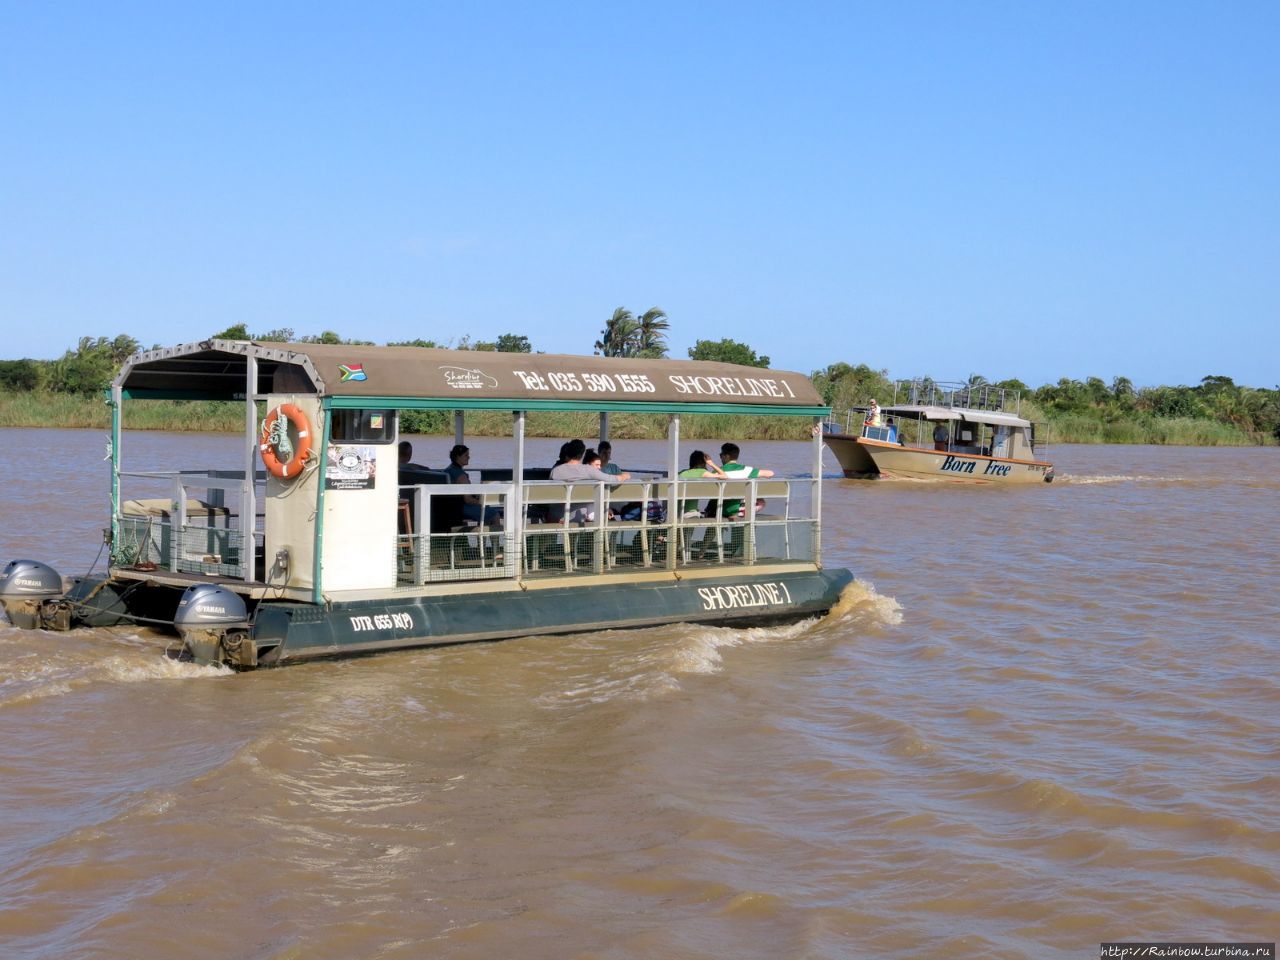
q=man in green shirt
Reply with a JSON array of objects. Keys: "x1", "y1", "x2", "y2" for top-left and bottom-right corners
[
  {"x1": 717, "y1": 443, "x2": 774, "y2": 518},
  {"x1": 711, "y1": 443, "x2": 775, "y2": 559}
]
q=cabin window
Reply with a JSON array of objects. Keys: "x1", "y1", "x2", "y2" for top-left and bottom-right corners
[{"x1": 331, "y1": 409, "x2": 395, "y2": 444}]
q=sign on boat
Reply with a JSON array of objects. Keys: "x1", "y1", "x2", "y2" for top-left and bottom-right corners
[
  {"x1": 823, "y1": 379, "x2": 1054, "y2": 484},
  {"x1": 0, "y1": 340, "x2": 852, "y2": 667}
]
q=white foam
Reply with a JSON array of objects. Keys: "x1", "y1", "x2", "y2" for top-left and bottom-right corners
[{"x1": 825, "y1": 578, "x2": 904, "y2": 627}]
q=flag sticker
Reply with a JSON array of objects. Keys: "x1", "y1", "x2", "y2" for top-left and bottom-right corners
[{"x1": 339, "y1": 363, "x2": 367, "y2": 382}]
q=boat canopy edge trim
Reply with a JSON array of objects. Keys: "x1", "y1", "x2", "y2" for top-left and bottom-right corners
[
  {"x1": 325, "y1": 395, "x2": 831, "y2": 417},
  {"x1": 113, "y1": 340, "x2": 824, "y2": 408}
]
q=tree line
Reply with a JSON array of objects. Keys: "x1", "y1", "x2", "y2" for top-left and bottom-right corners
[{"x1": 0, "y1": 318, "x2": 1276, "y2": 443}]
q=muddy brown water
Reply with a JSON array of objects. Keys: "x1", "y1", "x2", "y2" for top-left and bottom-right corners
[{"x1": 1, "y1": 429, "x2": 1277, "y2": 959}]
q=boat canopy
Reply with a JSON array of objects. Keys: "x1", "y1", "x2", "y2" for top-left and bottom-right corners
[
  {"x1": 884, "y1": 404, "x2": 1032, "y2": 428},
  {"x1": 115, "y1": 340, "x2": 827, "y2": 416}
]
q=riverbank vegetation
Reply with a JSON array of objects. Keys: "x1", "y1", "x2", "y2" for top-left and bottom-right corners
[{"x1": 2, "y1": 329, "x2": 1276, "y2": 445}]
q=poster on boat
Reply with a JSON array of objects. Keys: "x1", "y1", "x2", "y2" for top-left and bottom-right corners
[{"x1": 325, "y1": 444, "x2": 377, "y2": 490}]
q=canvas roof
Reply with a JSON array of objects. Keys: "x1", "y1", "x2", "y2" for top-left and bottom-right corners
[
  {"x1": 884, "y1": 404, "x2": 1031, "y2": 428},
  {"x1": 115, "y1": 340, "x2": 827, "y2": 415}
]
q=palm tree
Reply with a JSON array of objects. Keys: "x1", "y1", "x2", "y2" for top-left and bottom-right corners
[
  {"x1": 635, "y1": 307, "x2": 669, "y2": 358},
  {"x1": 595, "y1": 307, "x2": 639, "y2": 357}
]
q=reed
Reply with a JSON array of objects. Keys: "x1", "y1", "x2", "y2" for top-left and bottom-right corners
[{"x1": 0, "y1": 392, "x2": 1266, "y2": 445}]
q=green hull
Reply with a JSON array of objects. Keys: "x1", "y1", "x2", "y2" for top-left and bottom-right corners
[
  {"x1": 46, "y1": 568, "x2": 851, "y2": 667},
  {"x1": 251, "y1": 568, "x2": 853, "y2": 665}
]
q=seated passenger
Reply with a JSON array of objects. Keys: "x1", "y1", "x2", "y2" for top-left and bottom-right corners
[
  {"x1": 443, "y1": 444, "x2": 502, "y2": 527},
  {"x1": 597, "y1": 440, "x2": 622, "y2": 476},
  {"x1": 717, "y1": 442, "x2": 772, "y2": 518},
  {"x1": 550, "y1": 439, "x2": 630, "y2": 522},
  {"x1": 678, "y1": 450, "x2": 726, "y2": 518},
  {"x1": 398, "y1": 440, "x2": 433, "y2": 483}
]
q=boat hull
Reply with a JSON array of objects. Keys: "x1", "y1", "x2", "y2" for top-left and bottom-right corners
[
  {"x1": 860, "y1": 439, "x2": 1053, "y2": 484},
  {"x1": 18, "y1": 566, "x2": 854, "y2": 667},
  {"x1": 249, "y1": 567, "x2": 853, "y2": 665},
  {"x1": 825, "y1": 432, "x2": 879, "y2": 477}
]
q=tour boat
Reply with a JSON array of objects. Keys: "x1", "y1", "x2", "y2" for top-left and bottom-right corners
[
  {"x1": 823, "y1": 379, "x2": 1054, "y2": 484},
  {"x1": 0, "y1": 340, "x2": 852, "y2": 667}
]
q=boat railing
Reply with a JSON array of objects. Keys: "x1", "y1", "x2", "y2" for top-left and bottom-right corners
[
  {"x1": 893, "y1": 378, "x2": 1021, "y2": 414},
  {"x1": 113, "y1": 469, "x2": 265, "y2": 580},
  {"x1": 395, "y1": 477, "x2": 818, "y2": 585}
]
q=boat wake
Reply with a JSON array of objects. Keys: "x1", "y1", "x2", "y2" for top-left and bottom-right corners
[
  {"x1": 824, "y1": 578, "x2": 903, "y2": 628},
  {"x1": 0, "y1": 626, "x2": 229, "y2": 708},
  {"x1": 1057, "y1": 474, "x2": 1189, "y2": 485}
]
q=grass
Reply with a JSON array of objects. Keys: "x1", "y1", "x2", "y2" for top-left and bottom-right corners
[{"x1": 0, "y1": 391, "x2": 1269, "y2": 445}]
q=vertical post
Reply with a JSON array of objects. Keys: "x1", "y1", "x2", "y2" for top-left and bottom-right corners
[
  {"x1": 512, "y1": 410, "x2": 526, "y2": 579},
  {"x1": 812, "y1": 416, "x2": 823, "y2": 566},
  {"x1": 311, "y1": 399, "x2": 331, "y2": 605},
  {"x1": 666, "y1": 414, "x2": 680, "y2": 570},
  {"x1": 599, "y1": 411, "x2": 609, "y2": 444},
  {"x1": 454, "y1": 410, "x2": 464, "y2": 446},
  {"x1": 243, "y1": 355, "x2": 258, "y2": 581},
  {"x1": 109, "y1": 384, "x2": 122, "y2": 556}
]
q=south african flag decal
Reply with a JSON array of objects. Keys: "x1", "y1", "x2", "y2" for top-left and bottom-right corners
[{"x1": 338, "y1": 363, "x2": 367, "y2": 382}]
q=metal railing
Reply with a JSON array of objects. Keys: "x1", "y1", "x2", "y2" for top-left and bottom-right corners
[
  {"x1": 395, "y1": 477, "x2": 818, "y2": 585},
  {"x1": 114, "y1": 469, "x2": 264, "y2": 579}
]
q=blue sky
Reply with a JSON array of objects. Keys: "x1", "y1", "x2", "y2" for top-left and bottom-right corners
[{"x1": 2, "y1": 1, "x2": 1276, "y2": 388}]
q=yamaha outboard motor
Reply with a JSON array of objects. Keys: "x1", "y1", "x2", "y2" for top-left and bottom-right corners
[
  {"x1": 0, "y1": 560, "x2": 68, "y2": 630},
  {"x1": 174, "y1": 583, "x2": 253, "y2": 667}
]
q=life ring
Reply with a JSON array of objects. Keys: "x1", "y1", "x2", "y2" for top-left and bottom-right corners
[{"x1": 260, "y1": 404, "x2": 312, "y2": 479}]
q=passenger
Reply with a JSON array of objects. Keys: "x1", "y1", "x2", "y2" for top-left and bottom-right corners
[
  {"x1": 864, "y1": 399, "x2": 882, "y2": 429},
  {"x1": 678, "y1": 450, "x2": 725, "y2": 518},
  {"x1": 583, "y1": 448, "x2": 601, "y2": 469},
  {"x1": 933, "y1": 422, "x2": 949, "y2": 451},
  {"x1": 550, "y1": 438, "x2": 630, "y2": 522},
  {"x1": 597, "y1": 440, "x2": 622, "y2": 476},
  {"x1": 398, "y1": 440, "x2": 430, "y2": 483},
  {"x1": 444, "y1": 444, "x2": 502, "y2": 526},
  {"x1": 553, "y1": 441, "x2": 574, "y2": 469},
  {"x1": 717, "y1": 443, "x2": 773, "y2": 519}
]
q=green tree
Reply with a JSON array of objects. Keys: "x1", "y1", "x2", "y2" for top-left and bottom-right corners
[
  {"x1": 389, "y1": 338, "x2": 440, "y2": 348},
  {"x1": 48, "y1": 335, "x2": 138, "y2": 395},
  {"x1": 494, "y1": 333, "x2": 533, "y2": 353},
  {"x1": 687, "y1": 338, "x2": 770, "y2": 368},
  {"x1": 810, "y1": 362, "x2": 891, "y2": 410},
  {"x1": 635, "y1": 308, "x2": 669, "y2": 359},
  {"x1": 595, "y1": 307, "x2": 639, "y2": 357},
  {"x1": 0, "y1": 359, "x2": 46, "y2": 392},
  {"x1": 212, "y1": 323, "x2": 251, "y2": 341}
]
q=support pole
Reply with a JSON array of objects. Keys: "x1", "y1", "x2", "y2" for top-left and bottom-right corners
[
  {"x1": 243, "y1": 355, "x2": 258, "y2": 581},
  {"x1": 454, "y1": 410, "x2": 465, "y2": 446},
  {"x1": 666, "y1": 414, "x2": 680, "y2": 570},
  {"x1": 812, "y1": 416, "x2": 824, "y2": 566},
  {"x1": 599, "y1": 412, "x2": 609, "y2": 444},
  {"x1": 109, "y1": 384, "x2": 122, "y2": 554},
  {"x1": 512, "y1": 410, "x2": 526, "y2": 580}
]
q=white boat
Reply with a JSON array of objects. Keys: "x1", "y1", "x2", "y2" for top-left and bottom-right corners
[{"x1": 824, "y1": 379, "x2": 1054, "y2": 484}]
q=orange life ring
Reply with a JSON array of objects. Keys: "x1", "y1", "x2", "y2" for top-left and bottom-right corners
[{"x1": 259, "y1": 403, "x2": 313, "y2": 479}]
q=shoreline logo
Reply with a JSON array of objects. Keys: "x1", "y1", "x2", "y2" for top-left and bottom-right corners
[{"x1": 440, "y1": 366, "x2": 498, "y2": 390}]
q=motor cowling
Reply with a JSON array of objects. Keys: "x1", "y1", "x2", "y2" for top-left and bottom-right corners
[
  {"x1": 0, "y1": 560, "x2": 67, "y2": 629},
  {"x1": 175, "y1": 584, "x2": 253, "y2": 668}
]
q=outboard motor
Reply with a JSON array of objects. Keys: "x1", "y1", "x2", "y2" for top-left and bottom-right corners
[
  {"x1": 0, "y1": 560, "x2": 69, "y2": 630},
  {"x1": 175, "y1": 583, "x2": 253, "y2": 668}
]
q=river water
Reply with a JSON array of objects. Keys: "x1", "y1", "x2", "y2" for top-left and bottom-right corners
[{"x1": 1, "y1": 429, "x2": 1276, "y2": 959}]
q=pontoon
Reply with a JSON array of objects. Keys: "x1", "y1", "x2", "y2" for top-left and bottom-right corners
[{"x1": 0, "y1": 340, "x2": 852, "y2": 666}]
